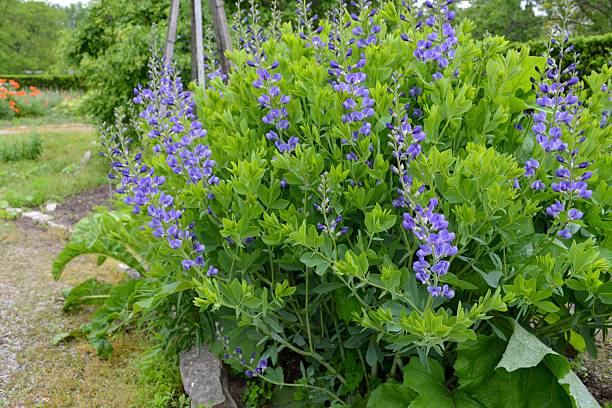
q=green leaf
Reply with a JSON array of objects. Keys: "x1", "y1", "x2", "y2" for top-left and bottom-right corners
[
  {"x1": 366, "y1": 341, "x2": 382, "y2": 367},
  {"x1": 334, "y1": 287, "x2": 362, "y2": 324},
  {"x1": 265, "y1": 367, "x2": 284, "y2": 384},
  {"x1": 51, "y1": 329, "x2": 83, "y2": 346},
  {"x1": 403, "y1": 358, "x2": 480, "y2": 408},
  {"x1": 299, "y1": 251, "x2": 330, "y2": 275},
  {"x1": 442, "y1": 273, "x2": 478, "y2": 290},
  {"x1": 87, "y1": 279, "x2": 139, "y2": 357},
  {"x1": 597, "y1": 281, "x2": 612, "y2": 304},
  {"x1": 365, "y1": 203, "x2": 397, "y2": 236},
  {"x1": 496, "y1": 322, "x2": 557, "y2": 371},
  {"x1": 52, "y1": 213, "x2": 143, "y2": 280},
  {"x1": 61, "y1": 278, "x2": 112, "y2": 311},
  {"x1": 497, "y1": 322, "x2": 599, "y2": 408},
  {"x1": 455, "y1": 335, "x2": 507, "y2": 391},
  {"x1": 367, "y1": 383, "x2": 416, "y2": 408},
  {"x1": 312, "y1": 281, "x2": 344, "y2": 294},
  {"x1": 455, "y1": 333, "x2": 571, "y2": 408}
]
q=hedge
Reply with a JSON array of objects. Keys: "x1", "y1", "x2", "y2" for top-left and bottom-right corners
[
  {"x1": 510, "y1": 33, "x2": 612, "y2": 76},
  {"x1": 0, "y1": 74, "x2": 84, "y2": 90}
]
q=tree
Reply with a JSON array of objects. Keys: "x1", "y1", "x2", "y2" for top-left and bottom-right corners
[
  {"x1": 458, "y1": 0, "x2": 545, "y2": 42},
  {"x1": 65, "y1": 0, "x2": 195, "y2": 123},
  {"x1": 0, "y1": 0, "x2": 69, "y2": 73},
  {"x1": 535, "y1": 0, "x2": 612, "y2": 35}
]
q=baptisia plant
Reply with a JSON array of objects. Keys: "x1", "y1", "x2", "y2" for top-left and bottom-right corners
[{"x1": 53, "y1": 0, "x2": 610, "y2": 406}]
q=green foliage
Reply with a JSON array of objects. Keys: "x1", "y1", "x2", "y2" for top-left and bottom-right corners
[
  {"x1": 0, "y1": 133, "x2": 42, "y2": 162},
  {"x1": 243, "y1": 379, "x2": 273, "y2": 408},
  {"x1": 521, "y1": 33, "x2": 612, "y2": 76},
  {"x1": 134, "y1": 349, "x2": 192, "y2": 408},
  {"x1": 52, "y1": 212, "x2": 145, "y2": 281},
  {"x1": 0, "y1": 0, "x2": 69, "y2": 73},
  {"x1": 64, "y1": 0, "x2": 192, "y2": 124},
  {"x1": 370, "y1": 320, "x2": 600, "y2": 408}
]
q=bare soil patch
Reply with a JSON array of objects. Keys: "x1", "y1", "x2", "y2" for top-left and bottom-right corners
[{"x1": 52, "y1": 184, "x2": 113, "y2": 226}]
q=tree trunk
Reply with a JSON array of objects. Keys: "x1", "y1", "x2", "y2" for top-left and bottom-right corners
[
  {"x1": 164, "y1": 0, "x2": 181, "y2": 63},
  {"x1": 208, "y1": 0, "x2": 233, "y2": 80}
]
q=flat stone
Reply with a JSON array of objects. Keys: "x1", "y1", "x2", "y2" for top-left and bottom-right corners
[
  {"x1": 179, "y1": 344, "x2": 237, "y2": 408},
  {"x1": 45, "y1": 202, "x2": 58, "y2": 212},
  {"x1": 22, "y1": 211, "x2": 53, "y2": 224}
]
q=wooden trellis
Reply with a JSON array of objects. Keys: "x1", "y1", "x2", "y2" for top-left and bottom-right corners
[{"x1": 164, "y1": 0, "x2": 232, "y2": 87}]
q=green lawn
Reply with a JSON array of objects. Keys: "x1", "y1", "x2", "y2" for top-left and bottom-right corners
[{"x1": 0, "y1": 129, "x2": 108, "y2": 207}]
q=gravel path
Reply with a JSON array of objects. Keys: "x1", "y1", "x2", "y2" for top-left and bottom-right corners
[
  {"x1": 0, "y1": 194, "x2": 140, "y2": 407},
  {"x1": 0, "y1": 220, "x2": 86, "y2": 405},
  {"x1": 0, "y1": 123, "x2": 95, "y2": 135}
]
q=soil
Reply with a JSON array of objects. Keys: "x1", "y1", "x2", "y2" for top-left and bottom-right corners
[
  {"x1": 52, "y1": 184, "x2": 113, "y2": 226},
  {"x1": 578, "y1": 338, "x2": 612, "y2": 405},
  {"x1": 226, "y1": 369, "x2": 247, "y2": 408}
]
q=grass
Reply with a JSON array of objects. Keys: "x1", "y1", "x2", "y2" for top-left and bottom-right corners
[{"x1": 0, "y1": 129, "x2": 108, "y2": 207}]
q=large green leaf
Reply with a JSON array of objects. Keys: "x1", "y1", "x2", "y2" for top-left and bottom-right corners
[
  {"x1": 367, "y1": 383, "x2": 416, "y2": 408},
  {"x1": 402, "y1": 359, "x2": 480, "y2": 408},
  {"x1": 88, "y1": 279, "x2": 139, "y2": 356},
  {"x1": 454, "y1": 334, "x2": 507, "y2": 391},
  {"x1": 497, "y1": 322, "x2": 600, "y2": 408},
  {"x1": 52, "y1": 212, "x2": 144, "y2": 280},
  {"x1": 61, "y1": 278, "x2": 112, "y2": 311},
  {"x1": 455, "y1": 333, "x2": 570, "y2": 407}
]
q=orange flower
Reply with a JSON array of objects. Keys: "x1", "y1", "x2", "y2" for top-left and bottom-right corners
[
  {"x1": 0, "y1": 95, "x2": 6, "y2": 99},
  {"x1": 16, "y1": 90, "x2": 26, "y2": 96}
]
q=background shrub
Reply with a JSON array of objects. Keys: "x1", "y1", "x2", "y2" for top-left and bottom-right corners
[
  {"x1": 0, "y1": 74, "x2": 84, "y2": 90},
  {"x1": 510, "y1": 33, "x2": 612, "y2": 76}
]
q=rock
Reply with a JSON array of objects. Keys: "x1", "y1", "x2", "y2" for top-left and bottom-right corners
[
  {"x1": 45, "y1": 202, "x2": 58, "y2": 212},
  {"x1": 117, "y1": 263, "x2": 141, "y2": 279},
  {"x1": 22, "y1": 211, "x2": 53, "y2": 224},
  {"x1": 81, "y1": 150, "x2": 92, "y2": 164},
  {"x1": 179, "y1": 344, "x2": 237, "y2": 408},
  {"x1": 126, "y1": 269, "x2": 142, "y2": 279}
]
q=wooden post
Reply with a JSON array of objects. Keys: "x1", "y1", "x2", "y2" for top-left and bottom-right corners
[
  {"x1": 193, "y1": 0, "x2": 206, "y2": 87},
  {"x1": 190, "y1": 1, "x2": 198, "y2": 82},
  {"x1": 208, "y1": 0, "x2": 233, "y2": 80},
  {"x1": 164, "y1": 0, "x2": 181, "y2": 63}
]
